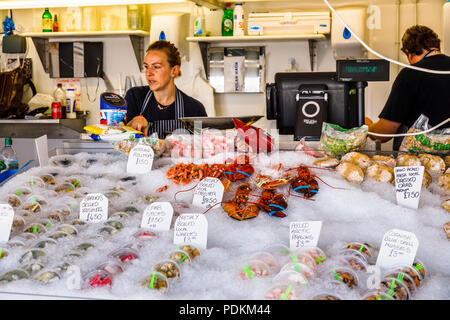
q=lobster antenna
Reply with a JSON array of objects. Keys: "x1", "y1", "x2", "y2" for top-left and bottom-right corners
[
  {"x1": 311, "y1": 175, "x2": 349, "y2": 191},
  {"x1": 174, "y1": 183, "x2": 199, "y2": 201}
]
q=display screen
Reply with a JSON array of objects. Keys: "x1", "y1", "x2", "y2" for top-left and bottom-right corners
[{"x1": 337, "y1": 59, "x2": 390, "y2": 82}]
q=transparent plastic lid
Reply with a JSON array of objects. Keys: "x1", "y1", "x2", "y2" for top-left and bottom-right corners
[
  {"x1": 343, "y1": 242, "x2": 374, "y2": 262},
  {"x1": 263, "y1": 243, "x2": 290, "y2": 259},
  {"x1": 25, "y1": 176, "x2": 45, "y2": 189},
  {"x1": 50, "y1": 155, "x2": 76, "y2": 167},
  {"x1": 383, "y1": 269, "x2": 417, "y2": 294},
  {"x1": 6, "y1": 194, "x2": 22, "y2": 208},
  {"x1": 54, "y1": 183, "x2": 75, "y2": 193},
  {"x1": 133, "y1": 229, "x2": 157, "y2": 241},
  {"x1": 412, "y1": 258, "x2": 427, "y2": 281},
  {"x1": 390, "y1": 263, "x2": 424, "y2": 288},
  {"x1": 280, "y1": 262, "x2": 315, "y2": 279},
  {"x1": 337, "y1": 253, "x2": 369, "y2": 273},
  {"x1": 249, "y1": 251, "x2": 280, "y2": 274},
  {"x1": 272, "y1": 270, "x2": 308, "y2": 286},
  {"x1": 19, "y1": 249, "x2": 46, "y2": 264},
  {"x1": 96, "y1": 260, "x2": 124, "y2": 276},
  {"x1": 154, "y1": 259, "x2": 182, "y2": 279},
  {"x1": 109, "y1": 247, "x2": 140, "y2": 263},
  {"x1": 378, "y1": 276, "x2": 411, "y2": 300},
  {"x1": 362, "y1": 290, "x2": 394, "y2": 300},
  {"x1": 34, "y1": 270, "x2": 61, "y2": 284},
  {"x1": 265, "y1": 283, "x2": 299, "y2": 300},
  {"x1": 142, "y1": 271, "x2": 169, "y2": 292},
  {"x1": 24, "y1": 223, "x2": 47, "y2": 234},
  {"x1": 296, "y1": 246, "x2": 327, "y2": 265},
  {"x1": 34, "y1": 238, "x2": 58, "y2": 249},
  {"x1": 57, "y1": 224, "x2": 79, "y2": 236},
  {"x1": 177, "y1": 244, "x2": 201, "y2": 260},
  {"x1": 169, "y1": 249, "x2": 192, "y2": 264},
  {"x1": 239, "y1": 259, "x2": 271, "y2": 280},
  {"x1": 311, "y1": 292, "x2": 343, "y2": 300},
  {"x1": 39, "y1": 174, "x2": 56, "y2": 186},
  {"x1": 328, "y1": 266, "x2": 359, "y2": 288},
  {"x1": 288, "y1": 250, "x2": 317, "y2": 271},
  {"x1": 83, "y1": 269, "x2": 113, "y2": 289},
  {"x1": 0, "y1": 269, "x2": 30, "y2": 283}
]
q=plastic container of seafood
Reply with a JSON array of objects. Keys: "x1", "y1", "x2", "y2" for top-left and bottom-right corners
[
  {"x1": 19, "y1": 249, "x2": 46, "y2": 264},
  {"x1": 296, "y1": 246, "x2": 327, "y2": 265},
  {"x1": 83, "y1": 269, "x2": 113, "y2": 289},
  {"x1": 239, "y1": 259, "x2": 271, "y2": 280},
  {"x1": 280, "y1": 262, "x2": 315, "y2": 279},
  {"x1": 249, "y1": 251, "x2": 280, "y2": 274},
  {"x1": 109, "y1": 247, "x2": 140, "y2": 264},
  {"x1": 122, "y1": 241, "x2": 144, "y2": 252},
  {"x1": 390, "y1": 263, "x2": 425, "y2": 288},
  {"x1": 0, "y1": 248, "x2": 8, "y2": 259},
  {"x1": 412, "y1": 258, "x2": 428, "y2": 281},
  {"x1": 22, "y1": 200, "x2": 43, "y2": 214},
  {"x1": 35, "y1": 270, "x2": 61, "y2": 284},
  {"x1": 50, "y1": 204, "x2": 73, "y2": 218},
  {"x1": 154, "y1": 259, "x2": 182, "y2": 279},
  {"x1": 96, "y1": 260, "x2": 124, "y2": 276},
  {"x1": 288, "y1": 250, "x2": 317, "y2": 271},
  {"x1": 57, "y1": 224, "x2": 79, "y2": 236},
  {"x1": 272, "y1": 270, "x2": 309, "y2": 286},
  {"x1": 378, "y1": 276, "x2": 411, "y2": 300},
  {"x1": 362, "y1": 290, "x2": 394, "y2": 300},
  {"x1": 104, "y1": 220, "x2": 124, "y2": 231},
  {"x1": 110, "y1": 211, "x2": 130, "y2": 220},
  {"x1": 169, "y1": 249, "x2": 192, "y2": 264},
  {"x1": 54, "y1": 183, "x2": 76, "y2": 193},
  {"x1": 311, "y1": 292, "x2": 343, "y2": 300},
  {"x1": 39, "y1": 173, "x2": 56, "y2": 185},
  {"x1": 382, "y1": 269, "x2": 417, "y2": 293},
  {"x1": 142, "y1": 271, "x2": 169, "y2": 292},
  {"x1": 46, "y1": 212, "x2": 65, "y2": 223},
  {"x1": 66, "y1": 176, "x2": 83, "y2": 189},
  {"x1": 98, "y1": 226, "x2": 120, "y2": 236},
  {"x1": 39, "y1": 190, "x2": 58, "y2": 199},
  {"x1": 7, "y1": 238, "x2": 25, "y2": 248},
  {"x1": 0, "y1": 269, "x2": 30, "y2": 284},
  {"x1": 50, "y1": 155, "x2": 76, "y2": 167},
  {"x1": 343, "y1": 242, "x2": 374, "y2": 262},
  {"x1": 72, "y1": 242, "x2": 95, "y2": 252},
  {"x1": 24, "y1": 176, "x2": 45, "y2": 189},
  {"x1": 5, "y1": 194, "x2": 22, "y2": 208},
  {"x1": 15, "y1": 186, "x2": 32, "y2": 197},
  {"x1": 328, "y1": 267, "x2": 359, "y2": 288},
  {"x1": 24, "y1": 223, "x2": 47, "y2": 234},
  {"x1": 177, "y1": 244, "x2": 201, "y2": 261},
  {"x1": 48, "y1": 231, "x2": 71, "y2": 240},
  {"x1": 133, "y1": 229, "x2": 157, "y2": 241},
  {"x1": 337, "y1": 253, "x2": 369, "y2": 273},
  {"x1": 264, "y1": 283, "x2": 300, "y2": 300},
  {"x1": 263, "y1": 243, "x2": 290, "y2": 261},
  {"x1": 34, "y1": 238, "x2": 58, "y2": 249},
  {"x1": 11, "y1": 216, "x2": 26, "y2": 234}
]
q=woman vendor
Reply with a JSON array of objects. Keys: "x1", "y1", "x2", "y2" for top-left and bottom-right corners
[{"x1": 125, "y1": 40, "x2": 207, "y2": 138}]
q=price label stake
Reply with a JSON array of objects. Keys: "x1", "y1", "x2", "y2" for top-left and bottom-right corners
[
  {"x1": 394, "y1": 166, "x2": 424, "y2": 209},
  {"x1": 173, "y1": 214, "x2": 208, "y2": 249},
  {"x1": 289, "y1": 221, "x2": 322, "y2": 250},
  {"x1": 192, "y1": 177, "x2": 224, "y2": 210},
  {"x1": 127, "y1": 144, "x2": 154, "y2": 175},
  {"x1": 376, "y1": 228, "x2": 419, "y2": 270},
  {"x1": 0, "y1": 204, "x2": 14, "y2": 242},
  {"x1": 79, "y1": 193, "x2": 108, "y2": 223},
  {"x1": 141, "y1": 202, "x2": 173, "y2": 231}
]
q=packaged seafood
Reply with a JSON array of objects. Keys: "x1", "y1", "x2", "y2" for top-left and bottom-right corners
[
  {"x1": 239, "y1": 259, "x2": 270, "y2": 280},
  {"x1": 264, "y1": 283, "x2": 299, "y2": 300}
]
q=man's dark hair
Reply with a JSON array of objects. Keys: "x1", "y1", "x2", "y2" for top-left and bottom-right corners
[{"x1": 401, "y1": 25, "x2": 441, "y2": 55}]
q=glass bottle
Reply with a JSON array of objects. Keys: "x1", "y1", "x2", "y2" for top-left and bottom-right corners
[
  {"x1": 52, "y1": 14, "x2": 59, "y2": 32},
  {"x1": 42, "y1": 8, "x2": 52, "y2": 32}
]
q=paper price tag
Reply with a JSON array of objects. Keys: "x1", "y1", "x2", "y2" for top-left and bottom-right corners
[
  {"x1": 141, "y1": 202, "x2": 173, "y2": 231},
  {"x1": 289, "y1": 221, "x2": 322, "y2": 250},
  {"x1": 127, "y1": 144, "x2": 154, "y2": 175},
  {"x1": 173, "y1": 214, "x2": 208, "y2": 249},
  {"x1": 376, "y1": 228, "x2": 419, "y2": 269},
  {"x1": 394, "y1": 166, "x2": 424, "y2": 209},
  {"x1": 79, "y1": 193, "x2": 108, "y2": 223},
  {"x1": 0, "y1": 204, "x2": 14, "y2": 242},
  {"x1": 192, "y1": 177, "x2": 224, "y2": 210}
]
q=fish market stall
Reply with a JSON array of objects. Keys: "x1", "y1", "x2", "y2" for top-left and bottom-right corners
[{"x1": 0, "y1": 138, "x2": 448, "y2": 300}]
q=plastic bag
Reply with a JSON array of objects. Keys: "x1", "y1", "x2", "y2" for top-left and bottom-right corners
[
  {"x1": 113, "y1": 132, "x2": 165, "y2": 158},
  {"x1": 399, "y1": 114, "x2": 450, "y2": 155},
  {"x1": 83, "y1": 124, "x2": 142, "y2": 141},
  {"x1": 319, "y1": 122, "x2": 368, "y2": 158}
]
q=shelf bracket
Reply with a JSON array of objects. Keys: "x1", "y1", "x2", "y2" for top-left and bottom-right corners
[
  {"x1": 129, "y1": 35, "x2": 145, "y2": 72},
  {"x1": 198, "y1": 41, "x2": 210, "y2": 80},
  {"x1": 308, "y1": 39, "x2": 318, "y2": 72},
  {"x1": 31, "y1": 37, "x2": 50, "y2": 73}
]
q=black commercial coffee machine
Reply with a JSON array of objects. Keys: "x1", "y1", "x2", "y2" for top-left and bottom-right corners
[{"x1": 266, "y1": 59, "x2": 389, "y2": 140}]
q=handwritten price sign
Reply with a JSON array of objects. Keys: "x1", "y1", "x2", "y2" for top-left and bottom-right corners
[
  {"x1": 0, "y1": 204, "x2": 14, "y2": 242},
  {"x1": 127, "y1": 144, "x2": 154, "y2": 175},
  {"x1": 192, "y1": 177, "x2": 224, "y2": 210},
  {"x1": 141, "y1": 202, "x2": 173, "y2": 231},
  {"x1": 376, "y1": 228, "x2": 419, "y2": 269},
  {"x1": 394, "y1": 166, "x2": 424, "y2": 209},
  {"x1": 173, "y1": 214, "x2": 208, "y2": 249},
  {"x1": 289, "y1": 221, "x2": 322, "y2": 250},
  {"x1": 79, "y1": 193, "x2": 108, "y2": 223}
]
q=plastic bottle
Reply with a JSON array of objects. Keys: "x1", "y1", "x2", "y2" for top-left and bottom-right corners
[
  {"x1": 54, "y1": 83, "x2": 66, "y2": 107},
  {"x1": 52, "y1": 14, "x2": 59, "y2": 32},
  {"x1": 65, "y1": 88, "x2": 76, "y2": 119},
  {"x1": 193, "y1": 4, "x2": 205, "y2": 37},
  {"x1": 222, "y1": 3, "x2": 234, "y2": 36},
  {"x1": 233, "y1": 3, "x2": 245, "y2": 36},
  {"x1": 127, "y1": 5, "x2": 143, "y2": 30},
  {"x1": 0, "y1": 137, "x2": 19, "y2": 171},
  {"x1": 42, "y1": 8, "x2": 52, "y2": 32}
]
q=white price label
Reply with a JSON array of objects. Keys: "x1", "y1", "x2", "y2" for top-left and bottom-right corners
[
  {"x1": 0, "y1": 204, "x2": 14, "y2": 242},
  {"x1": 394, "y1": 166, "x2": 424, "y2": 209},
  {"x1": 289, "y1": 221, "x2": 322, "y2": 250},
  {"x1": 141, "y1": 202, "x2": 173, "y2": 231},
  {"x1": 376, "y1": 228, "x2": 419, "y2": 269},
  {"x1": 173, "y1": 214, "x2": 208, "y2": 249},
  {"x1": 192, "y1": 177, "x2": 224, "y2": 210},
  {"x1": 127, "y1": 144, "x2": 154, "y2": 175},
  {"x1": 79, "y1": 193, "x2": 108, "y2": 223}
]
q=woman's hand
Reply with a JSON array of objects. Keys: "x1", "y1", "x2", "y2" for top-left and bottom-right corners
[{"x1": 127, "y1": 116, "x2": 149, "y2": 137}]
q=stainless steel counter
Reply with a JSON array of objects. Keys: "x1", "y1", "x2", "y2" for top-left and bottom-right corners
[{"x1": 0, "y1": 118, "x2": 86, "y2": 139}]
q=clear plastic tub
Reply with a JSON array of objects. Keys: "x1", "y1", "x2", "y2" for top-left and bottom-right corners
[
  {"x1": 15, "y1": 186, "x2": 32, "y2": 197},
  {"x1": 104, "y1": 220, "x2": 124, "y2": 231},
  {"x1": 39, "y1": 190, "x2": 58, "y2": 199},
  {"x1": 35, "y1": 270, "x2": 61, "y2": 284},
  {"x1": 109, "y1": 247, "x2": 140, "y2": 264},
  {"x1": 83, "y1": 269, "x2": 113, "y2": 289},
  {"x1": 39, "y1": 174, "x2": 56, "y2": 185},
  {"x1": 110, "y1": 211, "x2": 130, "y2": 219},
  {"x1": 240, "y1": 259, "x2": 271, "y2": 280},
  {"x1": 169, "y1": 249, "x2": 192, "y2": 264},
  {"x1": 296, "y1": 246, "x2": 327, "y2": 265},
  {"x1": 362, "y1": 290, "x2": 394, "y2": 300},
  {"x1": 98, "y1": 226, "x2": 119, "y2": 236},
  {"x1": 24, "y1": 223, "x2": 47, "y2": 234},
  {"x1": 22, "y1": 201, "x2": 42, "y2": 214},
  {"x1": 34, "y1": 239, "x2": 58, "y2": 249},
  {"x1": 412, "y1": 258, "x2": 427, "y2": 281},
  {"x1": 19, "y1": 249, "x2": 46, "y2": 264},
  {"x1": 133, "y1": 229, "x2": 157, "y2": 241},
  {"x1": 22, "y1": 262, "x2": 45, "y2": 276},
  {"x1": 343, "y1": 242, "x2": 374, "y2": 262},
  {"x1": 288, "y1": 250, "x2": 317, "y2": 271},
  {"x1": 280, "y1": 262, "x2": 315, "y2": 279},
  {"x1": 337, "y1": 253, "x2": 369, "y2": 273},
  {"x1": 54, "y1": 183, "x2": 75, "y2": 193},
  {"x1": 142, "y1": 271, "x2": 169, "y2": 292},
  {"x1": 250, "y1": 251, "x2": 280, "y2": 274},
  {"x1": 48, "y1": 231, "x2": 70, "y2": 240},
  {"x1": 383, "y1": 269, "x2": 417, "y2": 294},
  {"x1": 57, "y1": 224, "x2": 79, "y2": 236},
  {"x1": 311, "y1": 292, "x2": 343, "y2": 300},
  {"x1": 272, "y1": 270, "x2": 309, "y2": 286},
  {"x1": 72, "y1": 243, "x2": 95, "y2": 252},
  {"x1": 6, "y1": 194, "x2": 22, "y2": 208},
  {"x1": 50, "y1": 155, "x2": 76, "y2": 167},
  {"x1": 265, "y1": 283, "x2": 300, "y2": 300},
  {"x1": 51, "y1": 204, "x2": 73, "y2": 217},
  {"x1": 96, "y1": 260, "x2": 124, "y2": 276},
  {"x1": 329, "y1": 267, "x2": 359, "y2": 288},
  {"x1": 66, "y1": 176, "x2": 82, "y2": 189},
  {"x1": 154, "y1": 259, "x2": 181, "y2": 279},
  {"x1": 178, "y1": 244, "x2": 201, "y2": 261},
  {"x1": 0, "y1": 269, "x2": 29, "y2": 284},
  {"x1": 47, "y1": 212, "x2": 65, "y2": 223},
  {"x1": 25, "y1": 176, "x2": 45, "y2": 189},
  {"x1": 378, "y1": 276, "x2": 411, "y2": 300},
  {"x1": 11, "y1": 216, "x2": 25, "y2": 234},
  {"x1": 263, "y1": 243, "x2": 290, "y2": 261},
  {"x1": 391, "y1": 264, "x2": 424, "y2": 288}
]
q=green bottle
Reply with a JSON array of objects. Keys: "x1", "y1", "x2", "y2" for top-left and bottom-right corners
[
  {"x1": 42, "y1": 8, "x2": 52, "y2": 32},
  {"x1": 222, "y1": 3, "x2": 233, "y2": 36}
]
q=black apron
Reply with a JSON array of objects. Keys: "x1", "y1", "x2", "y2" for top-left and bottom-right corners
[{"x1": 139, "y1": 87, "x2": 185, "y2": 138}]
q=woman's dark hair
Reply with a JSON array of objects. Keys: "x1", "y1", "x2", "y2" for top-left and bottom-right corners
[
  {"x1": 401, "y1": 25, "x2": 441, "y2": 55},
  {"x1": 146, "y1": 40, "x2": 181, "y2": 67}
]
